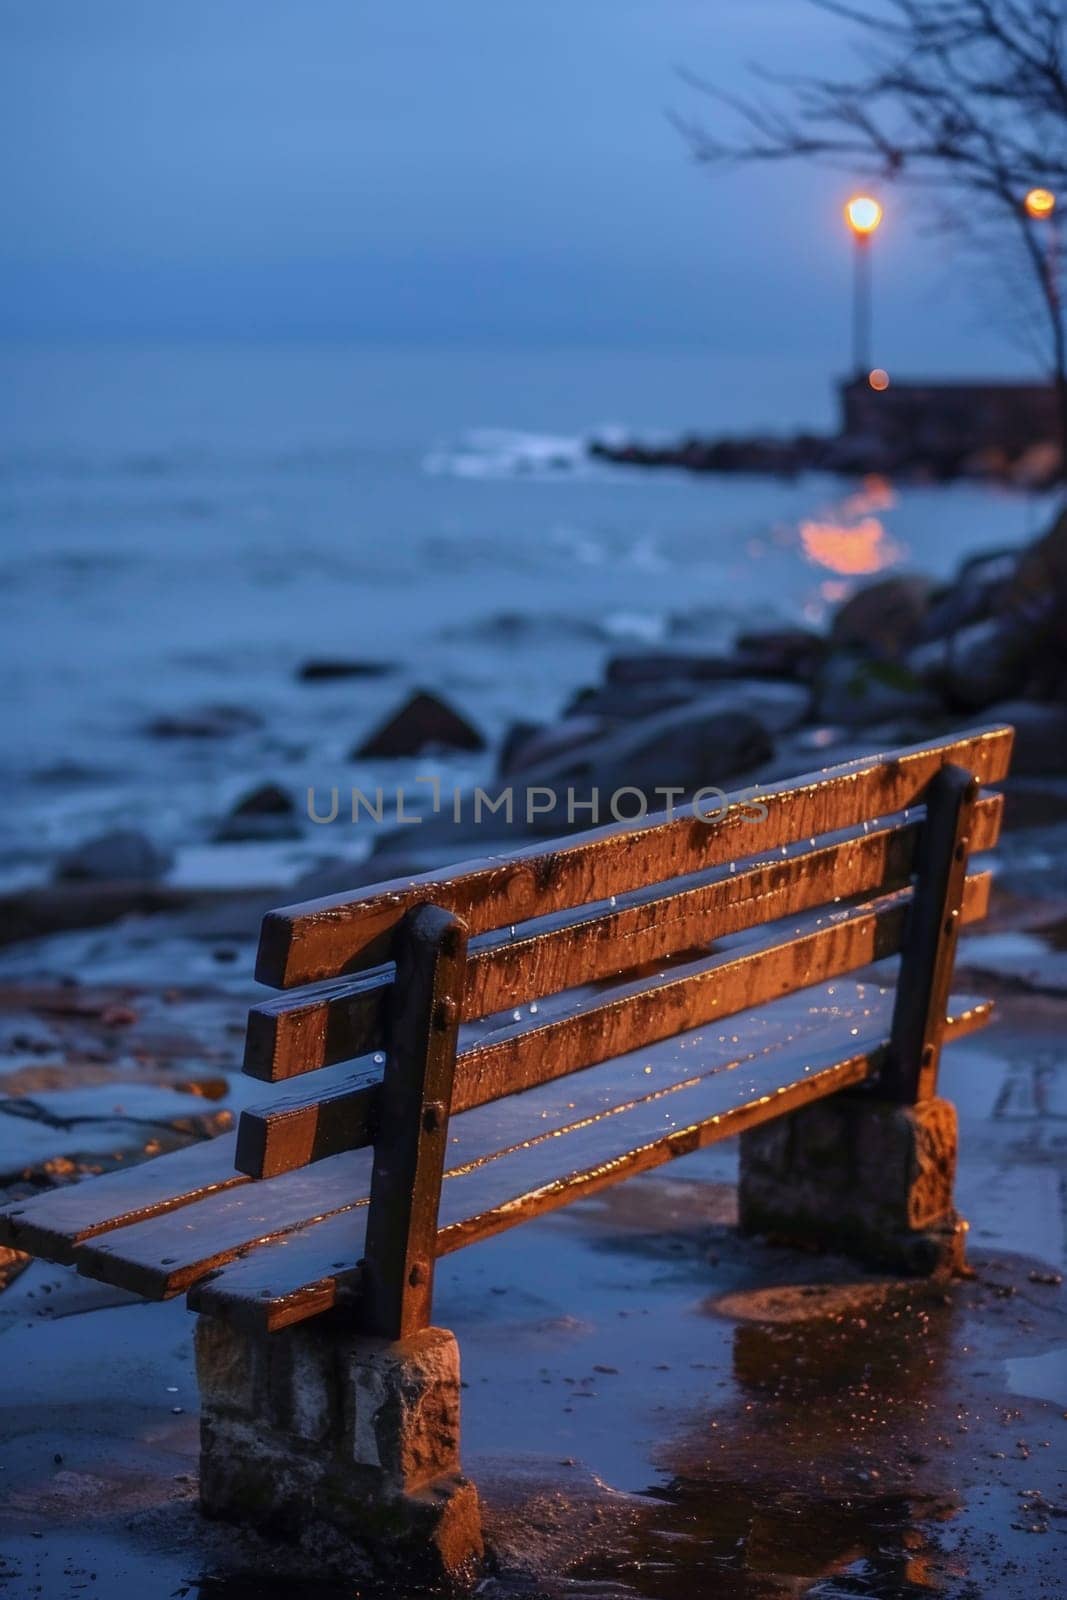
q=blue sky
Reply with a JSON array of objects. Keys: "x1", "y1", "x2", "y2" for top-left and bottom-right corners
[{"x1": 0, "y1": 1, "x2": 1042, "y2": 374}]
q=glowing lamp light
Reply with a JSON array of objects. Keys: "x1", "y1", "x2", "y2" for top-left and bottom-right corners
[
  {"x1": 845, "y1": 195, "x2": 883, "y2": 235},
  {"x1": 1025, "y1": 187, "x2": 1056, "y2": 220},
  {"x1": 869, "y1": 368, "x2": 890, "y2": 391}
]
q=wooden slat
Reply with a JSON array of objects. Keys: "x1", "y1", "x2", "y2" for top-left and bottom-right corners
[
  {"x1": 188, "y1": 1210, "x2": 366, "y2": 1331},
  {"x1": 436, "y1": 999, "x2": 995, "y2": 1255},
  {"x1": 70, "y1": 1146, "x2": 373, "y2": 1299},
  {"x1": 0, "y1": 1133, "x2": 244, "y2": 1265},
  {"x1": 236, "y1": 872, "x2": 992, "y2": 1179},
  {"x1": 244, "y1": 796, "x2": 1003, "y2": 1081},
  {"x1": 189, "y1": 991, "x2": 993, "y2": 1333},
  {"x1": 234, "y1": 1060, "x2": 380, "y2": 1184},
  {"x1": 194, "y1": 1003, "x2": 848, "y2": 1328},
  {"x1": 255, "y1": 726, "x2": 1013, "y2": 987}
]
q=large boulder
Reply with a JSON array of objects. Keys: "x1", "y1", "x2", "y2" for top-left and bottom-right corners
[
  {"x1": 564, "y1": 681, "x2": 697, "y2": 722},
  {"x1": 498, "y1": 715, "x2": 605, "y2": 777},
  {"x1": 55, "y1": 829, "x2": 173, "y2": 883},
  {"x1": 512, "y1": 701, "x2": 775, "y2": 834},
  {"x1": 568, "y1": 677, "x2": 811, "y2": 735},
  {"x1": 1004, "y1": 504, "x2": 1067, "y2": 696},
  {"x1": 830, "y1": 575, "x2": 937, "y2": 661},
  {"x1": 940, "y1": 618, "x2": 1033, "y2": 711},
  {"x1": 815, "y1": 652, "x2": 944, "y2": 727},
  {"x1": 215, "y1": 783, "x2": 300, "y2": 842},
  {"x1": 732, "y1": 626, "x2": 828, "y2": 682},
  {"x1": 352, "y1": 690, "x2": 486, "y2": 759},
  {"x1": 918, "y1": 547, "x2": 1020, "y2": 643}
]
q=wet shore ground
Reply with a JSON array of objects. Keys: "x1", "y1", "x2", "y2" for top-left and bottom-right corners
[{"x1": 1, "y1": 809, "x2": 1065, "y2": 1598}]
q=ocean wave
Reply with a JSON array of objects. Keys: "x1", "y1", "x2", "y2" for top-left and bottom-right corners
[{"x1": 422, "y1": 428, "x2": 593, "y2": 480}]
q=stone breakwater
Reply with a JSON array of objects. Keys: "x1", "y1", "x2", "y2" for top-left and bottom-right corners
[{"x1": 589, "y1": 430, "x2": 1060, "y2": 489}]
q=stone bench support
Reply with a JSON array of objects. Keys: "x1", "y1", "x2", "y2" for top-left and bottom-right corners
[
  {"x1": 195, "y1": 1318, "x2": 483, "y2": 1583},
  {"x1": 738, "y1": 1094, "x2": 965, "y2": 1277}
]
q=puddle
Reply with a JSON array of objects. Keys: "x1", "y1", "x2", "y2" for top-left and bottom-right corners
[{"x1": 1006, "y1": 1348, "x2": 1067, "y2": 1408}]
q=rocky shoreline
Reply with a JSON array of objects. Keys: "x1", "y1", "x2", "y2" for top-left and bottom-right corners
[
  {"x1": 337, "y1": 500, "x2": 1067, "y2": 879},
  {"x1": 589, "y1": 430, "x2": 1062, "y2": 488}
]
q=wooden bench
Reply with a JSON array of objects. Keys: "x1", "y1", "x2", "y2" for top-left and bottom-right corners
[{"x1": 0, "y1": 724, "x2": 1013, "y2": 1578}]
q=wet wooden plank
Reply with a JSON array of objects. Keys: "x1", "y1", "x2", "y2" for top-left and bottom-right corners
[
  {"x1": 244, "y1": 796, "x2": 1003, "y2": 1081},
  {"x1": 190, "y1": 991, "x2": 992, "y2": 1332},
  {"x1": 188, "y1": 1210, "x2": 366, "y2": 1331},
  {"x1": 71, "y1": 1146, "x2": 373, "y2": 1298},
  {"x1": 234, "y1": 1059, "x2": 380, "y2": 1182},
  {"x1": 0, "y1": 1133, "x2": 243, "y2": 1265},
  {"x1": 236, "y1": 873, "x2": 991, "y2": 1179},
  {"x1": 255, "y1": 726, "x2": 1012, "y2": 988}
]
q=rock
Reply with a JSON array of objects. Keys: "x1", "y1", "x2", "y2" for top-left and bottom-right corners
[
  {"x1": 145, "y1": 704, "x2": 264, "y2": 739},
  {"x1": 498, "y1": 720, "x2": 543, "y2": 775},
  {"x1": 499, "y1": 716, "x2": 605, "y2": 777},
  {"x1": 982, "y1": 701, "x2": 1067, "y2": 775},
  {"x1": 732, "y1": 627, "x2": 827, "y2": 681},
  {"x1": 514, "y1": 702, "x2": 775, "y2": 834},
  {"x1": 815, "y1": 653, "x2": 944, "y2": 727},
  {"x1": 54, "y1": 830, "x2": 173, "y2": 883},
  {"x1": 352, "y1": 690, "x2": 486, "y2": 759},
  {"x1": 564, "y1": 682, "x2": 697, "y2": 722},
  {"x1": 830, "y1": 575, "x2": 937, "y2": 660},
  {"x1": 941, "y1": 618, "x2": 1034, "y2": 711},
  {"x1": 567, "y1": 679, "x2": 810, "y2": 737},
  {"x1": 957, "y1": 545, "x2": 1022, "y2": 590},
  {"x1": 215, "y1": 783, "x2": 300, "y2": 842},
  {"x1": 605, "y1": 652, "x2": 737, "y2": 687},
  {"x1": 918, "y1": 548, "x2": 1022, "y2": 645},
  {"x1": 296, "y1": 659, "x2": 394, "y2": 681}
]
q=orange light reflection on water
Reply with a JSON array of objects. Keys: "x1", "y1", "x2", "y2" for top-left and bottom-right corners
[{"x1": 799, "y1": 475, "x2": 904, "y2": 577}]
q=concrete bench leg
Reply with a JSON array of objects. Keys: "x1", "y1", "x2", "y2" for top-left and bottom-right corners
[
  {"x1": 738, "y1": 1095, "x2": 965, "y2": 1277},
  {"x1": 195, "y1": 1317, "x2": 483, "y2": 1583}
]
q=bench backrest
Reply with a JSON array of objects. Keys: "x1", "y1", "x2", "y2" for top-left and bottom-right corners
[{"x1": 236, "y1": 724, "x2": 1012, "y2": 1336}]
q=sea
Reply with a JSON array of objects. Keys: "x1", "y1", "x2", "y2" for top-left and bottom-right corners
[{"x1": 1, "y1": 341, "x2": 1056, "y2": 897}]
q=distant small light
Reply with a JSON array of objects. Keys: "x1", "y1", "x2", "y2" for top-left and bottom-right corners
[
  {"x1": 845, "y1": 195, "x2": 883, "y2": 235},
  {"x1": 1025, "y1": 187, "x2": 1056, "y2": 220},
  {"x1": 869, "y1": 368, "x2": 890, "y2": 392}
]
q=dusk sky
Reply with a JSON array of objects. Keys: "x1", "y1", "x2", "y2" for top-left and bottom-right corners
[{"x1": 0, "y1": 1, "x2": 1043, "y2": 375}]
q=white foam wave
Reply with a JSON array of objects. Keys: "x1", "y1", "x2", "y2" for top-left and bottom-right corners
[{"x1": 422, "y1": 427, "x2": 590, "y2": 480}]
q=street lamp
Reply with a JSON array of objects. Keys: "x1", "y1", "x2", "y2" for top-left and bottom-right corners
[
  {"x1": 1024, "y1": 187, "x2": 1060, "y2": 330},
  {"x1": 844, "y1": 194, "x2": 883, "y2": 377},
  {"x1": 1024, "y1": 187, "x2": 1056, "y2": 220}
]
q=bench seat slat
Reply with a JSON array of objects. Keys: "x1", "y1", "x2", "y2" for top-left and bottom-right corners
[
  {"x1": 191, "y1": 989, "x2": 992, "y2": 1332},
  {"x1": 237, "y1": 872, "x2": 991, "y2": 1179},
  {"x1": 0, "y1": 1133, "x2": 244, "y2": 1264},
  {"x1": 70, "y1": 1146, "x2": 373, "y2": 1299},
  {"x1": 188, "y1": 1210, "x2": 366, "y2": 1331},
  {"x1": 245, "y1": 795, "x2": 1004, "y2": 1082},
  {"x1": 200, "y1": 989, "x2": 866, "y2": 1325},
  {"x1": 256, "y1": 726, "x2": 1012, "y2": 988},
  {"x1": 436, "y1": 999, "x2": 993, "y2": 1254}
]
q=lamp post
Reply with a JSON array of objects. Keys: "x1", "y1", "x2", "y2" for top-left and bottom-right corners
[
  {"x1": 1024, "y1": 186, "x2": 1058, "y2": 315},
  {"x1": 1024, "y1": 186, "x2": 1064, "y2": 462},
  {"x1": 844, "y1": 195, "x2": 883, "y2": 378}
]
